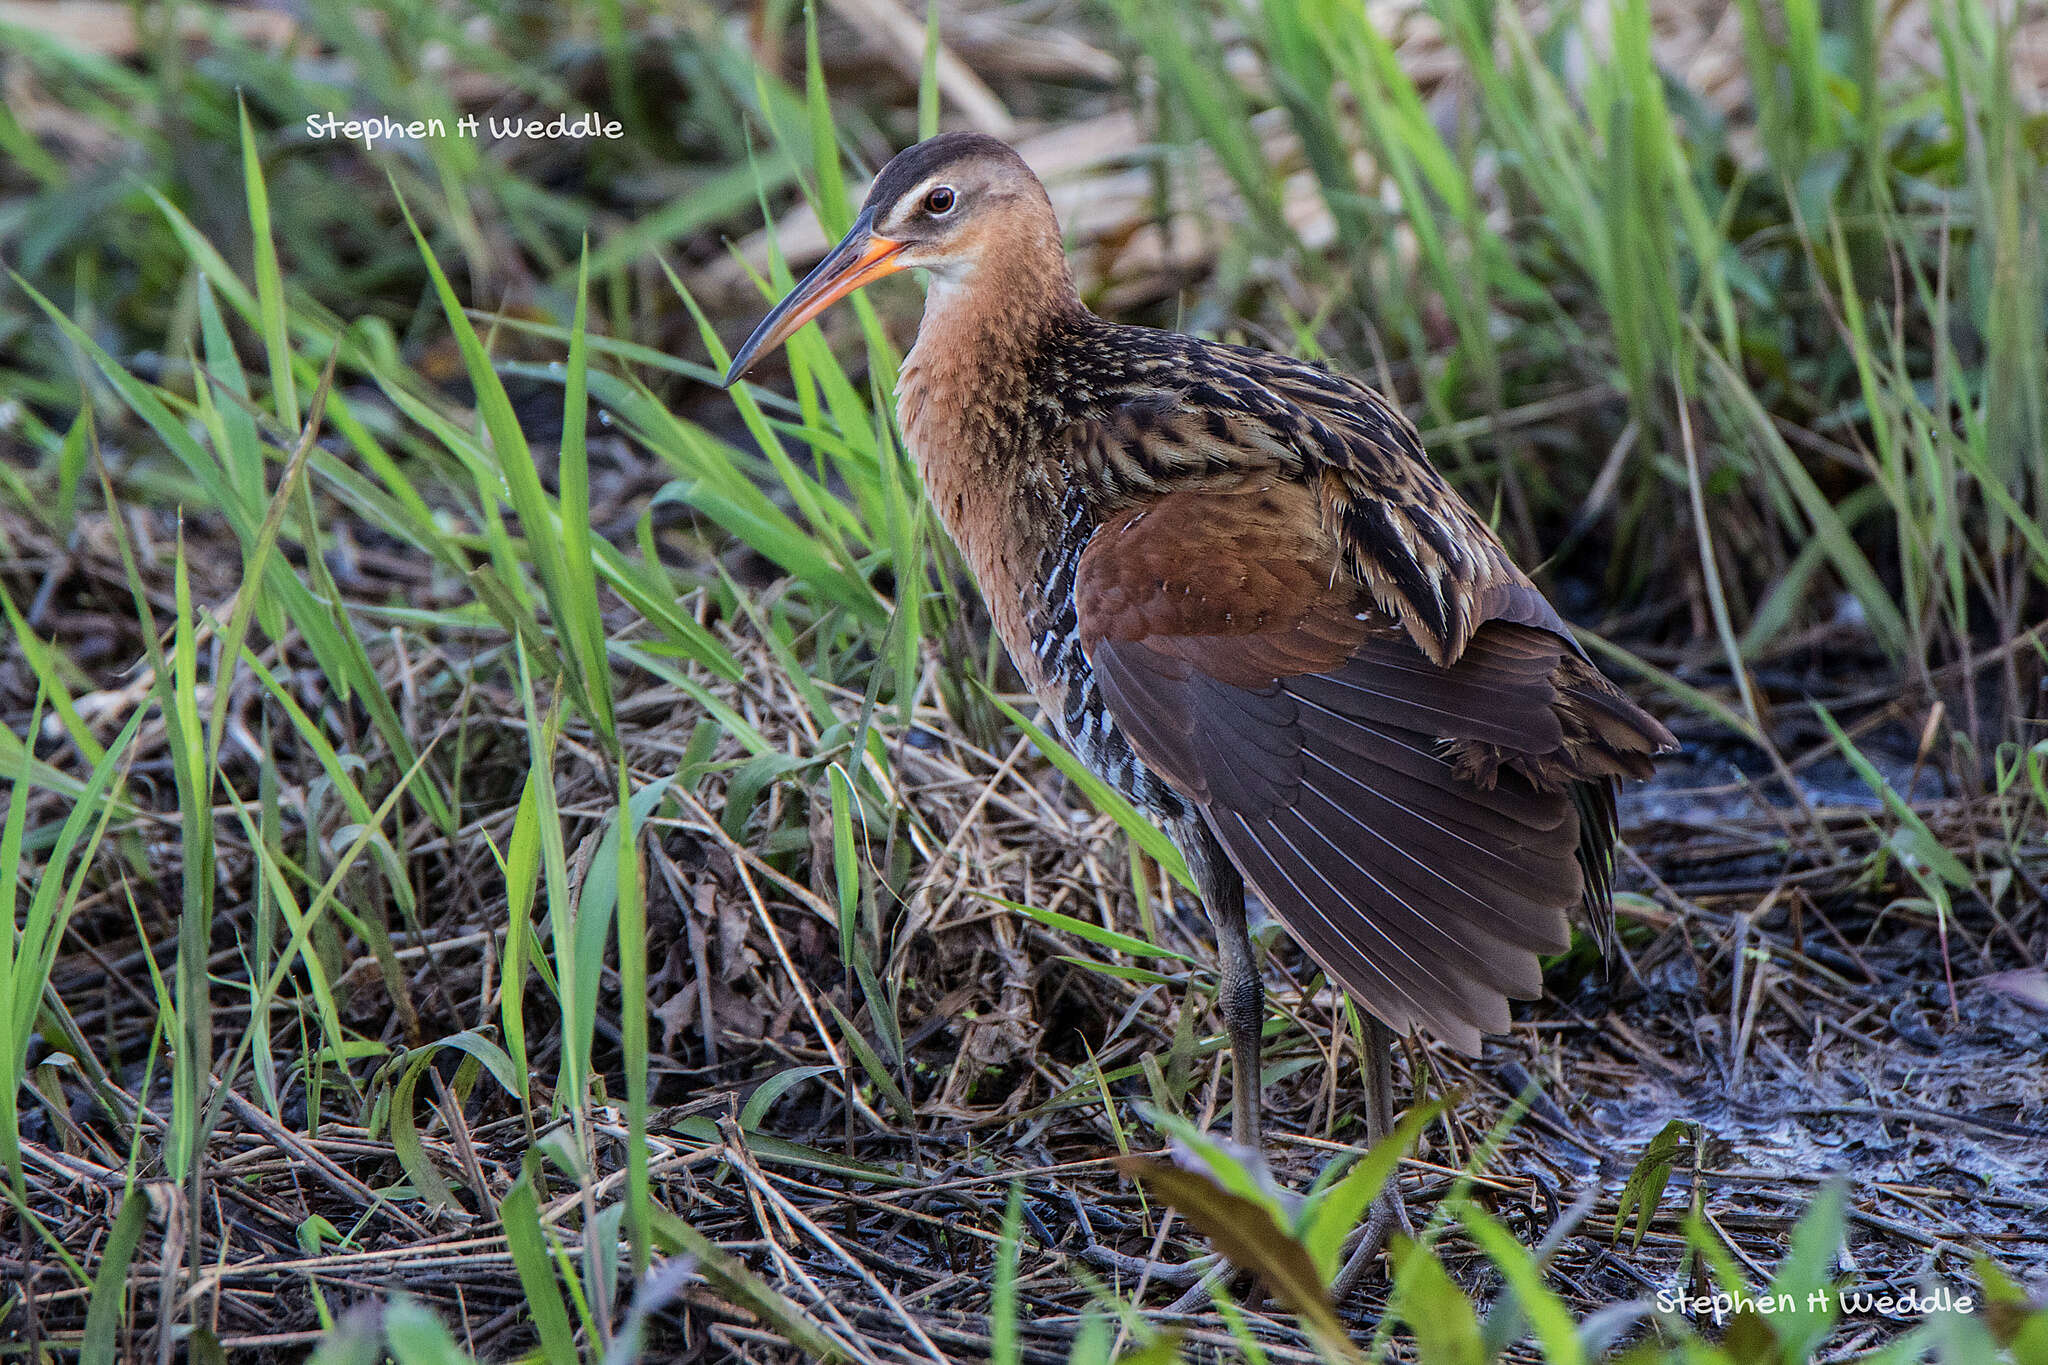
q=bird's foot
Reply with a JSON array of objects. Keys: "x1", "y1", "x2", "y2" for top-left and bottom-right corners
[
  {"x1": 1076, "y1": 1242, "x2": 1223, "y2": 1290},
  {"x1": 1329, "y1": 1184, "x2": 1415, "y2": 1302}
]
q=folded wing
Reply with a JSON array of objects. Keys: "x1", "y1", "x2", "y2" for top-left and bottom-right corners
[{"x1": 1075, "y1": 480, "x2": 1672, "y2": 1051}]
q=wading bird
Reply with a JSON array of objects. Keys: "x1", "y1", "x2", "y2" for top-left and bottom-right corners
[{"x1": 723, "y1": 133, "x2": 1673, "y2": 1158}]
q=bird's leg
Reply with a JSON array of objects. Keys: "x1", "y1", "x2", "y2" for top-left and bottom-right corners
[
  {"x1": 1191, "y1": 826, "x2": 1263, "y2": 1149},
  {"x1": 1214, "y1": 875, "x2": 1263, "y2": 1150},
  {"x1": 1331, "y1": 1015, "x2": 1416, "y2": 1299},
  {"x1": 1362, "y1": 1015, "x2": 1399, "y2": 1144}
]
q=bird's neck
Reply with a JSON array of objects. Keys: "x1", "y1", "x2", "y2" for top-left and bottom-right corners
[
  {"x1": 897, "y1": 237, "x2": 1084, "y2": 513},
  {"x1": 896, "y1": 238, "x2": 1088, "y2": 681},
  {"x1": 900, "y1": 231, "x2": 1081, "y2": 412}
]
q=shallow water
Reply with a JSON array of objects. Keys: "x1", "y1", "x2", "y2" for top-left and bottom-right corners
[{"x1": 1619, "y1": 739, "x2": 1947, "y2": 828}]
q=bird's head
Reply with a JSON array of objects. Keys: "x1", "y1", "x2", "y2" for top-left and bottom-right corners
[{"x1": 722, "y1": 132, "x2": 1063, "y2": 387}]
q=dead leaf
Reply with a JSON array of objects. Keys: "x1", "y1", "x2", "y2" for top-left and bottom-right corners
[{"x1": 1114, "y1": 1154, "x2": 1356, "y2": 1360}]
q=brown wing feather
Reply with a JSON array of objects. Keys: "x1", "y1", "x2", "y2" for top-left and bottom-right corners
[{"x1": 1077, "y1": 483, "x2": 1672, "y2": 1052}]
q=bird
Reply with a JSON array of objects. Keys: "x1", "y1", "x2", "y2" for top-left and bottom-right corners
[{"x1": 722, "y1": 132, "x2": 1675, "y2": 1157}]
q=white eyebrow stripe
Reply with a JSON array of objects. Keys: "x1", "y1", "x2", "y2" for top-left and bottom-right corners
[{"x1": 881, "y1": 175, "x2": 950, "y2": 232}]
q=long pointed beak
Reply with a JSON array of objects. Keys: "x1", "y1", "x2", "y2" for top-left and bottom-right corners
[{"x1": 721, "y1": 212, "x2": 909, "y2": 387}]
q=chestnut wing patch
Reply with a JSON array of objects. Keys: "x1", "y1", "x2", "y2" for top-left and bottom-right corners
[{"x1": 1075, "y1": 486, "x2": 1589, "y2": 1051}]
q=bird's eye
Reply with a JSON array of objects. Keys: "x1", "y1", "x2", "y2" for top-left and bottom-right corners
[{"x1": 923, "y1": 185, "x2": 956, "y2": 215}]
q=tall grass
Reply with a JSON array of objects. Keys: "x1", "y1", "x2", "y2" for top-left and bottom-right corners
[
  {"x1": 2, "y1": 5, "x2": 1164, "y2": 1351},
  {"x1": 1128, "y1": 0, "x2": 2046, "y2": 714}
]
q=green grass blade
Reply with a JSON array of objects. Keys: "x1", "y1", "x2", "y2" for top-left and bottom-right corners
[
  {"x1": 380, "y1": 1297, "x2": 477, "y2": 1365},
  {"x1": 500, "y1": 1171, "x2": 579, "y2": 1365},
  {"x1": 557, "y1": 240, "x2": 614, "y2": 738},
  {"x1": 80, "y1": 1187, "x2": 150, "y2": 1365},
  {"x1": 615, "y1": 762, "x2": 655, "y2": 1275},
  {"x1": 239, "y1": 96, "x2": 298, "y2": 431},
  {"x1": 992, "y1": 1181, "x2": 1024, "y2": 1365}
]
